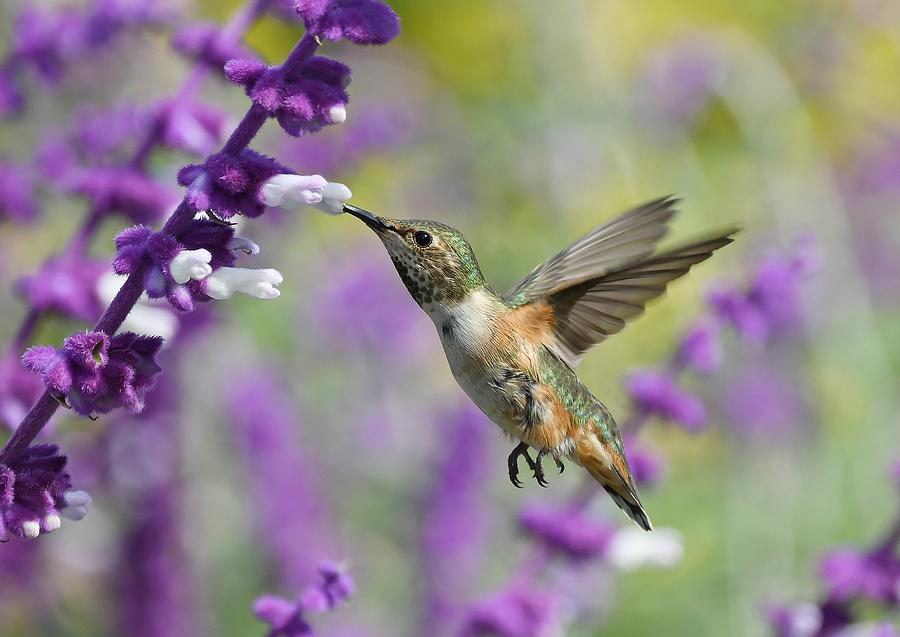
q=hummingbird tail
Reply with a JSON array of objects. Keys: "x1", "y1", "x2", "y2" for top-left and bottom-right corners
[{"x1": 581, "y1": 453, "x2": 653, "y2": 531}]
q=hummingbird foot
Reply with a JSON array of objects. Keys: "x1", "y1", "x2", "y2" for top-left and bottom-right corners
[
  {"x1": 533, "y1": 448, "x2": 565, "y2": 487},
  {"x1": 507, "y1": 442, "x2": 538, "y2": 488}
]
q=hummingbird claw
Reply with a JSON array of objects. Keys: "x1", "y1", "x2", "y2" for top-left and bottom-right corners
[
  {"x1": 534, "y1": 448, "x2": 562, "y2": 487},
  {"x1": 507, "y1": 442, "x2": 535, "y2": 489}
]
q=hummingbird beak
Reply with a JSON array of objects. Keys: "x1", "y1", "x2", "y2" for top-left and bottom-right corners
[{"x1": 344, "y1": 204, "x2": 394, "y2": 234}]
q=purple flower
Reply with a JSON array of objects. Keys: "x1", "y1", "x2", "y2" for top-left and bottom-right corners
[
  {"x1": 0, "y1": 356, "x2": 44, "y2": 432},
  {"x1": 0, "y1": 71, "x2": 23, "y2": 117},
  {"x1": 767, "y1": 603, "x2": 822, "y2": 637},
  {"x1": 0, "y1": 444, "x2": 85, "y2": 540},
  {"x1": 178, "y1": 149, "x2": 290, "y2": 218},
  {"x1": 15, "y1": 253, "x2": 105, "y2": 322},
  {"x1": 625, "y1": 369, "x2": 707, "y2": 431},
  {"x1": 819, "y1": 549, "x2": 898, "y2": 604},
  {"x1": 22, "y1": 331, "x2": 163, "y2": 417},
  {"x1": 172, "y1": 23, "x2": 253, "y2": 70},
  {"x1": 255, "y1": 562, "x2": 355, "y2": 636},
  {"x1": 295, "y1": 0, "x2": 401, "y2": 45},
  {"x1": 225, "y1": 56, "x2": 351, "y2": 137},
  {"x1": 420, "y1": 404, "x2": 492, "y2": 633},
  {"x1": 707, "y1": 287, "x2": 769, "y2": 343},
  {"x1": 675, "y1": 317, "x2": 722, "y2": 373},
  {"x1": 0, "y1": 162, "x2": 40, "y2": 224},
  {"x1": 624, "y1": 440, "x2": 666, "y2": 487},
  {"x1": 72, "y1": 104, "x2": 152, "y2": 163},
  {"x1": 158, "y1": 98, "x2": 229, "y2": 156},
  {"x1": 459, "y1": 585, "x2": 563, "y2": 637},
  {"x1": 65, "y1": 167, "x2": 176, "y2": 224},
  {"x1": 719, "y1": 368, "x2": 808, "y2": 440},
  {"x1": 519, "y1": 503, "x2": 616, "y2": 562},
  {"x1": 229, "y1": 367, "x2": 336, "y2": 588}
]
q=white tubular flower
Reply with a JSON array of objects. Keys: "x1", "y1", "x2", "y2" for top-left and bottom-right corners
[
  {"x1": 313, "y1": 181, "x2": 352, "y2": 215},
  {"x1": 22, "y1": 520, "x2": 40, "y2": 539},
  {"x1": 327, "y1": 104, "x2": 347, "y2": 124},
  {"x1": 204, "y1": 267, "x2": 283, "y2": 300},
  {"x1": 607, "y1": 526, "x2": 684, "y2": 571},
  {"x1": 169, "y1": 248, "x2": 213, "y2": 284},
  {"x1": 260, "y1": 174, "x2": 352, "y2": 215},
  {"x1": 227, "y1": 236, "x2": 260, "y2": 256},
  {"x1": 44, "y1": 514, "x2": 61, "y2": 532},
  {"x1": 61, "y1": 490, "x2": 92, "y2": 521},
  {"x1": 97, "y1": 273, "x2": 178, "y2": 341}
]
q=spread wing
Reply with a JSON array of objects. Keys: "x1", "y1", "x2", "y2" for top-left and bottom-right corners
[
  {"x1": 542, "y1": 233, "x2": 736, "y2": 365},
  {"x1": 505, "y1": 197, "x2": 737, "y2": 367},
  {"x1": 505, "y1": 196, "x2": 679, "y2": 305}
]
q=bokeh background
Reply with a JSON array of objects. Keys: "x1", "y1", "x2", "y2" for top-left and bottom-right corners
[{"x1": 1, "y1": 0, "x2": 899, "y2": 635}]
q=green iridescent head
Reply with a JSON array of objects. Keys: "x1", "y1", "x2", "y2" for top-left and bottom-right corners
[{"x1": 345, "y1": 204, "x2": 484, "y2": 307}]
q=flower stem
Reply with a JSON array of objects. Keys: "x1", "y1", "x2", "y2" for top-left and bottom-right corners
[{"x1": 0, "y1": 1, "x2": 313, "y2": 464}]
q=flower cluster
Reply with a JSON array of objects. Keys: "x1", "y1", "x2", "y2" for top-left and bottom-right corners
[
  {"x1": 172, "y1": 22, "x2": 253, "y2": 70},
  {"x1": 519, "y1": 503, "x2": 616, "y2": 562},
  {"x1": 0, "y1": 1, "x2": 170, "y2": 117},
  {"x1": 15, "y1": 253, "x2": 106, "y2": 322},
  {"x1": 0, "y1": 444, "x2": 89, "y2": 540},
  {"x1": 254, "y1": 562, "x2": 355, "y2": 637},
  {"x1": 295, "y1": 0, "x2": 401, "y2": 45},
  {"x1": 225, "y1": 56, "x2": 351, "y2": 137},
  {"x1": 65, "y1": 166, "x2": 176, "y2": 224},
  {"x1": 459, "y1": 585, "x2": 564, "y2": 637},
  {"x1": 22, "y1": 331, "x2": 162, "y2": 417}
]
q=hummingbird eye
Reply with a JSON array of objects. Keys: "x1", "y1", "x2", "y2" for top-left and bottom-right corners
[{"x1": 414, "y1": 231, "x2": 433, "y2": 248}]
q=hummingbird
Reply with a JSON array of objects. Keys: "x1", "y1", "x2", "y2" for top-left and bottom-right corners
[{"x1": 344, "y1": 197, "x2": 735, "y2": 530}]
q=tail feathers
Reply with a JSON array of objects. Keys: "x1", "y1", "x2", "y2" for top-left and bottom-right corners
[{"x1": 583, "y1": 456, "x2": 654, "y2": 531}]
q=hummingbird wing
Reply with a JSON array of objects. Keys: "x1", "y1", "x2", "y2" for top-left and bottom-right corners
[
  {"x1": 511, "y1": 231, "x2": 737, "y2": 367},
  {"x1": 505, "y1": 196, "x2": 679, "y2": 305}
]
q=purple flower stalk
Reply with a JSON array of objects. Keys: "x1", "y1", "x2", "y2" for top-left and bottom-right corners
[
  {"x1": 459, "y1": 585, "x2": 564, "y2": 637},
  {"x1": 625, "y1": 368, "x2": 707, "y2": 431},
  {"x1": 519, "y1": 503, "x2": 616, "y2": 562}
]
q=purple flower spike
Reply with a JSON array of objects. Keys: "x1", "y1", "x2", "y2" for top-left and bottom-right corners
[
  {"x1": 519, "y1": 504, "x2": 616, "y2": 562},
  {"x1": 22, "y1": 331, "x2": 163, "y2": 417},
  {"x1": 708, "y1": 286, "x2": 769, "y2": 343},
  {"x1": 172, "y1": 23, "x2": 254, "y2": 70},
  {"x1": 254, "y1": 596, "x2": 312, "y2": 637},
  {"x1": 819, "y1": 549, "x2": 898, "y2": 604},
  {"x1": 675, "y1": 317, "x2": 722, "y2": 373},
  {"x1": 625, "y1": 440, "x2": 666, "y2": 487},
  {"x1": 0, "y1": 444, "x2": 75, "y2": 540},
  {"x1": 158, "y1": 98, "x2": 229, "y2": 156},
  {"x1": 65, "y1": 167, "x2": 176, "y2": 224},
  {"x1": 178, "y1": 149, "x2": 290, "y2": 218},
  {"x1": 16, "y1": 253, "x2": 106, "y2": 322},
  {"x1": 460, "y1": 585, "x2": 563, "y2": 637},
  {"x1": 0, "y1": 162, "x2": 40, "y2": 224},
  {"x1": 301, "y1": 561, "x2": 355, "y2": 612},
  {"x1": 626, "y1": 369, "x2": 707, "y2": 431},
  {"x1": 296, "y1": 0, "x2": 401, "y2": 45}
]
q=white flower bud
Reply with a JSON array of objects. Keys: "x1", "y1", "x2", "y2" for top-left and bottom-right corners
[
  {"x1": 313, "y1": 181, "x2": 352, "y2": 215},
  {"x1": 227, "y1": 236, "x2": 260, "y2": 256},
  {"x1": 97, "y1": 273, "x2": 177, "y2": 341},
  {"x1": 170, "y1": 249, "x2": 213, "y2": 284},
  {"x1": 44, "y1": 514, "x2": 61, "y2": 532},
  {"x1": 327, "y1": 104, "x2": 347, "y2": 124},
  {"x1": 22, "y1": 520, "x2": 40, "y2": 539},
  {"x1": 204, "y1": 267, "x2": 283, "y2": 300},
  {"x1": 607, "y1": 526, "x2": 684, "y2": 571},
  {"x1": 61, "y1": 490, "x2": 92, "y2": 521},
  {"x1": 261, "y1": 174, "x2": 327, "y2": 207}
]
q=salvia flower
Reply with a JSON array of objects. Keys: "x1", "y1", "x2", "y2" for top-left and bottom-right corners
[
  {"x1": 225, "y1": 56, "x2": 351, "y2": 136},
  {"x1": 65, "y1": 167, "x2": 176, "y2": 224},
  {"x1": 624, "y1": 440, "x2": 666, "y2": 487},
  {"x1": 459, "y1": 584, "x2": 565, "y2": 637},
  {"x1": 674, "y1": 317, "x2": 722, "y2": 373},
  {"x1": 295, "y1": 0, "x2": 401, "y2": 45},
  {"x1": 625, "y1": 369, "x2": 707, "y2": 431},
  {"x1": 172, "y1": 22, "x2": 254, "y2": 70},
  {"x1": 0, "y1": 444, "x2": 90, "y2": 540},
  {"x1": 0, "y1": 161, "x2": 40, "y2": 224},
  {"x1": 0, "y1": 355, "x2": 44, "y2": 432},
  {"x1": 518, "y1": 504, "x2": 616, "y2": 563},
  {"x1": 22, "y1": 331, "x2": 163, "y2": 417},
  {"x1": 254, "y1": 561, "x2": 355, "y2": 636},
  {"x1": 819, "y1": 549, "x2": 899, "y2": 604},
  {"x1": 158, "y1": 98, "x2": 229, "y2": 156},
  {"x1": 15, "y1": 253, "x2": 106, "y2": 322}
]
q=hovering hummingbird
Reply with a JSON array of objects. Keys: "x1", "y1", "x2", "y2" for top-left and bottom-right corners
[{"x1": 344, "y1": 197, "x2": 735, "y2": 530}]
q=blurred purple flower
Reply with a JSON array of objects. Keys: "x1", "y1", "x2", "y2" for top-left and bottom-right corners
[
  {"x1": 65, "y1": 167, "x2": 176, "y2": 224},
  {"x1": 72, "y1": 104, "x2": 152, "y2": 163},
  {"x1": 15, "y1": 253, "x2": 105, "y2": 322},
  {"x1": 519, "y1": 503, "x2": 616, "y2": 562},
  {"x1": 22, "y1": 331, "x2": 163, "y2": 417},
  {"x1": 178, "y1": 149, "x2": 289, "y2": 218},
  {"x1": 0, "y1": 71, "x2": 24, "y2": 117},
  {"x1": 295, "y1": 0, "x2": 401, "y2": 45},
  {"x1": 819, "y1": 549, "x2": 899, "y2": 604},
  {"x1": 624, "y1": 439, "x2": 666, "y2": 487},
  {"x1": 225, "y1": 56, "x2": 351, "y2": 137},
  {"x1": 0, "y1": 355, "x2": 44, "y2": 432},
  {"x1": 675, "y1": 317, "x2": 722, "y2": 373},
  {"x1": 158, "y1": 98, "x2": 230, "y2": 156},
  {"x1": 0, "y1": 162, "x2": 40, "y2": 224},
  {"x1": 0, "y1": 444, "x2": 85, "y2": 540},
  {"x1": 255, "y1": 562, "x2": 355, "y2": 636},
  {"x1": 229, "y1": 367, "x2": 336, "y2": 588},
  {"x1": 420, "y1": 403, "x2": 492, "y2": 633},
  {"x1": 767, "y1": 602, "x2": 822, "y2": 637},
  {"x1": 172, "y1": 22, "x2": 254, "y2": 70},
  {"x1": 707, "y1": 287, "x2": 769, "y2": 343},
  {"x1": 625, "y1": 369, "x2": 707, "y2": 431},
  {"x1": 459, "y1": 584, "x2": 564, "y2": 637},
  {"x1": 719, "y1": 368, "x2": 808, "y2": 440}
]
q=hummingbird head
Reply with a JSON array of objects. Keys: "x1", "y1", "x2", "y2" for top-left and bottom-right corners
[{"x1": 345, "y1": 204, "x2": 485, "y2": 308}]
